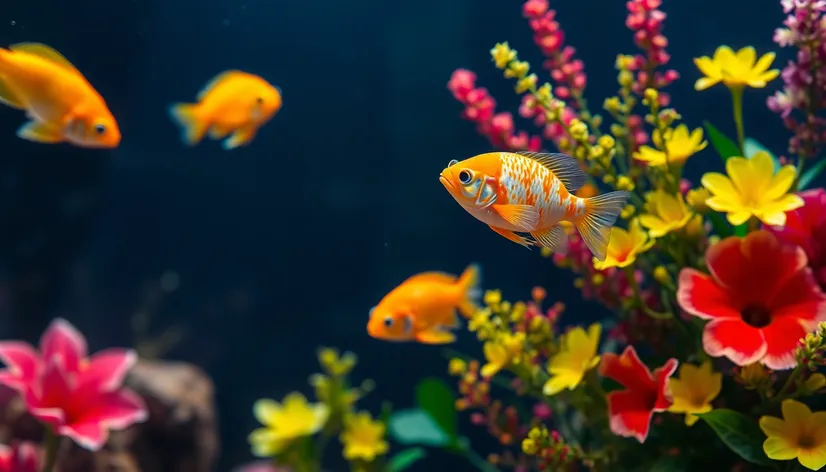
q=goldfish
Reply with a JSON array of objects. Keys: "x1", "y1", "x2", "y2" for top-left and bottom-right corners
[
  {"x1": 169, "y1": 70, "x2": 282, "y2": 150},
  {"x1": 367, "y1": 264, "x2": 481, "y2": 344},
  {"x1": 0, "y1": 42, "x2": 120, "y2": 148},
  {"x1": 440, "y1": 152, "x2": 630, "y2": 261}
]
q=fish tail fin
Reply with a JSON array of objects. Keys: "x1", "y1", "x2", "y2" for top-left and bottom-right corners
[
  {"x1": 456, "y1": 263, "x2": 483, "y2": 319},
  {"x1": 168, "y1": 103, "x2": 207, "y2": 146},
  {"x1": 574, "y1": 191, "x2": 631, "y2": 262}
]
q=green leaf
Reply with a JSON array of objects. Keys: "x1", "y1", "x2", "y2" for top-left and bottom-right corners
[
  {"x1": 799, "y1": 159, "x2": 826, "y2": 190},
  {"x1": 387, "y1": 447, "x2": 428, "y2": 472},
  {"x1": 415, "y1": 378, "x2": 458, "y2": 441},
  {"x1": 704, "y1": 121, "x2": 741, "y2": 162},
  {"x1": 744, "y1": 138, "x2": 781, "y2": 172},
  {"x1": 734, "y1": 223, "x2": 748, "y2": 237},
  {"x1": 708, "y1": 212, "x2": 733, "y2": 238},
  {"x1": 388, "y1": 408, "x2": 450, "y2": 447},
  {"x1": 648, "y1": 456, "x2": 688, "y2": 472},
  {"x1": 696, "y1": 409, "x2": 773, "y2": 466}
]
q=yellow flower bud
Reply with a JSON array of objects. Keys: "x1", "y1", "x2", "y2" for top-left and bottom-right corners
[
  {"x1": 484, "y1": 290, "x2": 502, "y2": 306},
  {"x1": 589, "y1": 146, "x2": 604, "y2": 159},
  {"x1": 618, "y1": 70, "x2": 633, "y2": 87},
  {"x1": 803, "y1": 373, "x2": 826, "y2": 393},
  {"x1": 491, "y1": 42, "x2": 516, "y2": 69},
  {"x1": 573, "y1": 278, "x2": 585, "y2": 288},
  {"x1": 592, "y1": 273, "x2": 605, "y2": 286},
  {"x1": 574, "y1": 146, "x2": 588, "y2": 160},
  {"x1": 686, "y1": 187, "x2": 711, "y2": 213},
  {"x1": 603, "y1": 97, "x2": 622, "y2": 113},
  {"x1": 643, "y1": 88, "x2": 658, "y2": 104},
  {"x1": 522, "y1": 438, "x2": 538, "y2": 455},
  {"x1": 615, "y1": 54, "x2": 634, "y2": 70},
  {"x1": 448, "y1": 358, "x2": 467, "y2": 376},
  {"x1": 616, "y1": 175, "x2": 635, "y2": 191},
  {"x1": 515, "y1": 74, "x2": 537, "y2": 93},
  {"x1": 505, "y1": 61, "x2": 531, "y2": 79},
  {"x1": 569, "y1": 120, "x2": 588, "y2": 140},
  {"x1": 602, "y1": 174, "x2": 616, "y2": 184},
  {"x1": 536, "y1": 83, "x2": 553, "y2": 102},
  {"x1": 610, "y1": 124, "x2": 626, "y2": 137},
  {"x1": 598, "y1": 135, "x2": 616, "y2": 150},
  {"x1": 620, "y1": 205, "x2": 635, "y2": 219},
  {"x1": 540, "y1": 247, "x2": 552, "y2": 257},
  {"x1": 653, "y1": 266, "x2": 671, "y2": 285},
  {"x1": 545, "y1": 109, "x2": 559, "y2": 122}
]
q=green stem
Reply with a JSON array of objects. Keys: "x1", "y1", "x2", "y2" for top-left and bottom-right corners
[
  {"x1": 623, "y1": 266, "x2": 673, "y2": 320},
  {"x1": 730, "y1": 85, "x2": 746, "y2": 155},
  {"x1": 775, "y1": 365, "x2": 804, "y2": 400},
  {"x1": 464, "y1": 447, "x2": 502, "y2": 472},
  {"x1": 41, "y1": 427, "x2": 60, "y2": 472},
  {"x1": 748, "y1": 216, "x2": 760, "y2": 233}
]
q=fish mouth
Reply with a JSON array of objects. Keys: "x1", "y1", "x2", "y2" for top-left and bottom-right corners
[{"x1": 439, "y1": 174, "x2": 453, "y2": 189}]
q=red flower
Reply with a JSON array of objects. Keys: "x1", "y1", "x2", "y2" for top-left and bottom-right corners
[
  {"x1": 769, "y1": 188, "x2": 826, "y2": 289},
  {"x1": 0, "y1": 442, "x2": 38, "y2": 472},
  {"x1": 677, "y1": 231, "x2": 826, "y2": 370},
  {"x1": 598, "y1": 346, "x2": 677, "y2": 443},
  {"x1": 0, "y1": 319, "x2": 148, "y2": 451}
]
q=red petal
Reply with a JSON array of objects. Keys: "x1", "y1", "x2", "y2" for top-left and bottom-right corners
[
  {"x1": 0, "y1": 342, "x2": 40, "y2": 391},
  {"x1": 770, "y1": 270, "x2": 826, "y2": 322},
  {"x1": 59, "y1": 421, "x2": 107, "y2": 451},
  {"x1": 652, "y1": 358, "x2": 679, "y2": 411},
  {"x1": 761, "y1": 317, "x2": 809, "y2": 370},
  {"x1": 599, "y1": 346, "x2": 655, "y2": 392},
  {"x1": 76, "y1": 349, "x2": 137, "y2": 394},
  {"x1": 606, "y1": 389, "x2": 655, "y2": 443},
  {"x1": 39, "y1": 319, "x2": 87, "y2": 373},
  {"x1": 70, "y1": 389, "x2": 147, "y2": 431},
  {"x1": 677, "y1": 269, "x2": 740, "y2": 320},
  {"x1": 11, "y1": 442, "x2": 39, "y2": 472},
  {"x1": 702, "y1": 318, "x2": 767, "y2": 366}
]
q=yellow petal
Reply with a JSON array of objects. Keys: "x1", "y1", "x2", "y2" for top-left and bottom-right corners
[
  {"x1": 762, "y1": 436, "x2": 800, "y2": 461},
  {"x1": 760, "y1": 415, "x2": 796, "y2": 438},
  {"x1": 253, "y1": 399, "x2": 282, "y2": 426},
  {"x1": 798, "y1": 446, "x2": 826, "y2": 471},
  {"x1": 695, "y1": 77, "x2": 720, "y2": 91},
  {"x1": 638, "y1": 215, "x2": 667, "y2": 237},
  {"x1": 248, "y1": 428, "x2": 283, "y2": 457},
  {"x1": 764, "y1": 165, "x2": 796, "y2": 201},
  {"x1": 756, "y1": 69, "x2": 780, "y2": 84},
  {"x1": 726, "y1": 156, "x2": 764, "y2": 195},
  {"x1": 714, "y1": 46, "x2": 736, "y2": 65},
  {"x1": 705, "y1": 196, "x2": 743, "y2": 214},
  {"x1": 726, "y1": 210, "x2": 752, "y2": 226},
  {"x1": 755, "y1": 209, "x2": 787, "y2": 227},
  {"x1": 753, "y1": 52, "x2": 777, "y2": 74},
  {"x1": 782, "y1": 399, "x2": 813, "y2": 429},
  {"x1": 701, "y1": 173, "x2": 740, "y2": 201},
  {"x1": 694, "y1": 57, "x2": 721, "y2": 78},
  {"x1": 543, "y1": 373, "x2": 575, "y2": 396},
  {"x1": 750, "y1": 151, "x2": 776, "y2": 179},
  {"x1": 685, "y1": 413, "x2": 702, "y2": 426},
  {"x1": 736, "y1": 46, "x2": 757, "y2": 68},
  {"x1": 586, "y1": 323, "x2": 601, "y2": 353}
]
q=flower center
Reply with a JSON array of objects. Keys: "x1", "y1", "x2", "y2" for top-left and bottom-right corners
[
  {"x1": 798, "y1": 433, "x2": 815, "y2": 449},
  {"x1": 740, "y1": 304, "x2": 772, "y2": 328}
]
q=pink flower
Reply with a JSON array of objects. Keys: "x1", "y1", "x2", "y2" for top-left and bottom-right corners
[
  {"x1": 0, "y1": 443, "x2": 38, "y2": 472},
  {"x1": 0, "y1": 319, "x2": 148, "y2": 451},
  {"x1": 769, "y1": 188, "x2": 826, "y2": 289}
]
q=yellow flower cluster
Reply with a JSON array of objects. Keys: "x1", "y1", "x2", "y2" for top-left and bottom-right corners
[{"x1": 247, "y1": 348, "x2": 388, "y2": 468}]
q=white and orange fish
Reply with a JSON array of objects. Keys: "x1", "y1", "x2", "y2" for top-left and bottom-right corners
[
  {"x1": 169, "y1": 70, "x2": 282, "y2": 150},
  {"x1": 0, "y1": 42, "x2": 121, "y2": 148},
  {"x1": 367, "y1": 264, "x2": 481, "y2": 345},
  {"x1": 439, "y1": 152, "x2": 630, "y2": 261}
]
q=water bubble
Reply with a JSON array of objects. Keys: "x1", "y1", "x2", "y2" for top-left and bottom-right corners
[
  {"x1": 159, "y1": 271, "x2": 180, "y2": 292},
  {"x1": 9, "y1": 21, "x2": 15, "y2": 26}
]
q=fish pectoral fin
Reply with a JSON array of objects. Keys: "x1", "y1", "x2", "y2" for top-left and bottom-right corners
[
  {"x1": 514, "y1": 151, "x2": 586, "y2": 193},
  {"x1": 9, "y1": 43, "x2": 81, "y2": 75},
  {"x1": 208, "y1": 124, "x2": 232, "y2": 140},
  {"x1": 492, "y1": 204, "x2": 539, "y2": 231},
  {"x1": 415, "y1": 327, "x2": 456, "y2": 345},
  {"x1": 17, "y1": 121, "x2": 63, "y2": 143},
  {"x1": 222, "y1": 126, "x2": 258, "y2": 150},
  {"x1": 531, "y1": 225, "x2": 569, "y2": 256},
  {"x1": 0, "y1": 76, "x2": 25, "y2": 109},
  {"x1": 488, "y1": 225, "x2": 534, "y2": 249}
]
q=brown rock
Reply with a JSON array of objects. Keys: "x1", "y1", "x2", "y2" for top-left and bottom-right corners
[{"x1": 0, "y1": 359, "x2": 219, "y2": 472}]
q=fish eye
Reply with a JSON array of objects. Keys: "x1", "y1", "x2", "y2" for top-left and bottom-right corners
[
  {"x1": 383, "y1": 316, "x2": 394, "y2": 328},
  {"x1": 447, "y1": 159, "x2": 458, "y2": 167},
  {"x1": 256, "y1": 97, "x2": 264, "y2": 104},
  {"x1": 94, "y1": 124, "x2": 106, "y2": 135},
  {"x1": 458, "y1": 169, "x2": 473, "y2": 185}
]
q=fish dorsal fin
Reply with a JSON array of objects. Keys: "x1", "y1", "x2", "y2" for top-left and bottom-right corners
[
  {"x1": 197, "y1": 70, "x2": 242, "y2": 100},
  {"x1": 9, "y1": 43, "x2": 81, "y2": 74},
  {"x1": 403, "y1": 272, "x2": 456, "y2": 285},
  {"x1": 515, "y1": 152, "x2": 586, "y2": 193}
]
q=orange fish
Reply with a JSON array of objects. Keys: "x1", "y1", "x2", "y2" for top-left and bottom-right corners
[
  {"x1": 439, "y1": 152, "x2": 630, "y2": 261},
  {"x1": 367, "y1": 264, "x2": 481, "y2": 344},
  {"x1": 0, "y1": 42, "x2": 120, "y2": 148},
  {"x1": 169, "y1": 70, "x2": 282, "y2": 150}
]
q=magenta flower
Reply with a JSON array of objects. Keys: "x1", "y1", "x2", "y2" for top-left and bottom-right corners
[
  {"x1": 768, "y1": 188, "x2": 826, "y2": 289},
  {"x1": 0, "y1": 442, "x2": 38, "y2": 472},
  {"x1": 0, "y1": 319, "x2": 148, "y2": 451}
]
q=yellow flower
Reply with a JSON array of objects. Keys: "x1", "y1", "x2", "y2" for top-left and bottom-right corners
[
  {"x1": 701, "y1": 151, "x2": 804, "y2": 226},
  {"x1": 686, "y1": 187, "x2": 712, "y2": 213},
  {"x1": 592, "y1": 219, "x2": 654, "y2": 270},
  {"x1": 481, "y1": 333, "x2": 525, "y2": 378},
  {"x1": 340, "y1": 411, "x2": 389, "y2": 462},
  {"x1": 542, "y1": 323, "x2": 601, "y2": 396},
  {"x1": 694, "y1": 45, "x2": 780, "y2": 91},
  {"x1": 633, "y1": 124, "x2": 707, "y2": 166},
  {"x1": 318, "y1": 347, "x2": 357, "y2": 376},
  {"x1": 667, "y1": 360, "x2": 722, "y2": 426},
  {"x1": 248, "y1": 392, "x2": 330, "y2": 457},
  {"x1": 759, "y1": 399, "x2": 826, "y2": 470},
  {"x1": 803, "y1": 373, "x2": 826, "y2": 394},
  {"x1": 639, "y1": 190, "x2": 696, "y2": 238},
  {"x1": 448, "y1": 358, "x2": 467, "y2": 376},
  {"x1": 491, "y1": 42, "x2": 516, "y2": 69}
]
